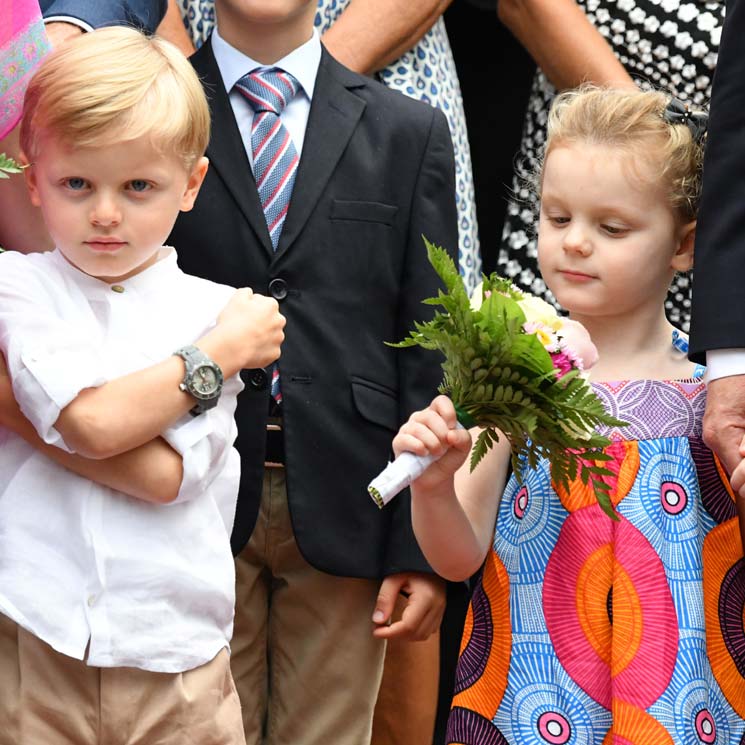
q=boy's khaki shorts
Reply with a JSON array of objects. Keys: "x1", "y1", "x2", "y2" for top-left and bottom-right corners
[{"x1": 0, "y1": 612, "x2": 245, "y2": 745}]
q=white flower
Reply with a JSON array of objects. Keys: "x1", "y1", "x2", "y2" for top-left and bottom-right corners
[
  {"x1": 660, "y1": 20, "x2": 678, "y2": 37},
  {"x1": 469, "y1": 281, "x2": 485, "y2": 311},
  {"x1": 689, "y1": 41, "x2": 708, "y2": 59},
  {"x1": 675, "y1": 31, "x2": 694, "y2": 50},
  {"x1": 519, "y1": 294, "x2": 562, "y2": 329},
  {"x1": 654, "y1": 44, "x2": 670, "y2": 59},
  {"x1": 643, "y1": 15, "x2": 660, "y2": 32},
  {"x1": 677, "y1": 3, "x2": 698, "y2": 22},
  {"x1": 697, "y1": 12, "x2": 718, "y2": 32}
]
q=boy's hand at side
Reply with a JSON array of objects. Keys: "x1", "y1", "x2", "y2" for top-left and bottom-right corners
[
  {"x1": 393, "y1": 394, "x2": 472, "y2": 493},
  {"x1": 372, "y1": 572, "x2": 446, "y2": 641},
  {"x1": 200, "y1": 288, "x2": 286, "y2": 376}
]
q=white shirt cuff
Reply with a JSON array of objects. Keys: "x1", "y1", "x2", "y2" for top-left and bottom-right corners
[
  {"x1": 43, "y1": 15, "x2": 95, "y2": 33},
  {"x1": 705, "y1": 349, "x2": 745, "y2": 382}
]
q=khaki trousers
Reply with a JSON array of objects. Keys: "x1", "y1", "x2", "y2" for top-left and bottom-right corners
[
  {"x1": 371, "y1": 597, "x2": 440, "y2": 745},
  {"x1": 231, "y1": 468, "x2": 385, "y2": 745},
  {"x1": 0, "y1": 613, "x2": 245, "y2": 745}
]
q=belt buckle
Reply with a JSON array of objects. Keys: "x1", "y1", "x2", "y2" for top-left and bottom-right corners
[{"x1": 264, "y1": 417, "x2": 284, "y2": 468}]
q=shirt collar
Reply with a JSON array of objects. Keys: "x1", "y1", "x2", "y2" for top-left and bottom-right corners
[
  {"x1": 49, "y1": 247, "x2": 181, "y2": 298},
  {"x1": 212, "y1": 24, "x2": 321, "y2": 102}
]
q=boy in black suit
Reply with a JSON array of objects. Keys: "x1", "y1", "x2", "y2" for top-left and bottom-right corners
[{"x1": 170, "y1": 2, "x2": 458, "y2": 742}]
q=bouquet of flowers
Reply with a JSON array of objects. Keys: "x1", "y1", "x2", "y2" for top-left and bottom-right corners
[{"x1": 367, "y1": 239, "x2": 626, "y2": 519}]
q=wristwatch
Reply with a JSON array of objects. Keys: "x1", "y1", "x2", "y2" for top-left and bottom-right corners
[{"x1": 173, "y1": 345, "x2": 224, "y2": 416}]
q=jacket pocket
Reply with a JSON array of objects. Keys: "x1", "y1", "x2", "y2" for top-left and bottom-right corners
[
  {"x1": 351, "y1": 376, "x2": 398, "y2": 432},
  {"x1": 330, "y1": 200, "x2": 398, "y2": 226}
]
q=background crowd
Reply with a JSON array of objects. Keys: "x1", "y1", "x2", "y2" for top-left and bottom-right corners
[{"x1": 0, "y1": 1, "x2": 743, "y2": 744}]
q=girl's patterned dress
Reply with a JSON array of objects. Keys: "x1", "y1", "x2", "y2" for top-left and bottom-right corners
[
  {"x1": 176, "y1": 0, "x2": 482, "y2": 293},
  {"x1": 497, "y1": 0, "x2": 725, "y2": 332},
  {"x1": 448, "y1": 376, "x2": 745, "y2": 744}
]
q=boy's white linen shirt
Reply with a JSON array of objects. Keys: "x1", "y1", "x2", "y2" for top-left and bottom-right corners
[{"x1": 0, "y1": 248, "x2": 242, "y2": 673}]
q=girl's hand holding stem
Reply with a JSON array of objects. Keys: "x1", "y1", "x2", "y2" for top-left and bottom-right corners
[{"x1": 393, "y1": 395, "x2": 472, "y2": 494}]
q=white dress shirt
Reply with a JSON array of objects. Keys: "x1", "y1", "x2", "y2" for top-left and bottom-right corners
[
  {"x1": 212, "y1": 24, "x2": 322, "y2": 167},
  {"x1": 705, "y1": 349, "x2": 745, "y2": 381},
  {"x1": 0, "y1": 248, "x2": 242, "y2": 673}
]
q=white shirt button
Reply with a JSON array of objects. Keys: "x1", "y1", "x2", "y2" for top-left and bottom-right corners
[{"x1": 87, "y1": 594, "x2": 96, "y2": 607}]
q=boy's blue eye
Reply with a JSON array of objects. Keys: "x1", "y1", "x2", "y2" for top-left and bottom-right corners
[
  {"x1": 129, "y1": 180, "x2": 150, "y2": 192},
  {"x1": 66, "y1": 177, "x2": 87, "y2": 190}
]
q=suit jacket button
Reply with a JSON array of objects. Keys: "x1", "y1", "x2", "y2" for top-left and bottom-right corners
[
  {"x1": 248, "y1": 368, "x2": 268, "y2": 390},
  {"x1": 269, "y1": 278, "x2": 288, "y2": 300}
]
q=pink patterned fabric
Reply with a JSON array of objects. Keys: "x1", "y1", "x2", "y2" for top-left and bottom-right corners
[{"x1": 0, "y1": 0, "x2": 49, "y2": 139}]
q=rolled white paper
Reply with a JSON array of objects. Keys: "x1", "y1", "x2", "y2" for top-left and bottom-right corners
[{"x1": 367, "y1": 422, "x2": 464, "y2": 508}]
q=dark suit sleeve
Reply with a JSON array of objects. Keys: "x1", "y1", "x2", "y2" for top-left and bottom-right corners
[
  {"x1": 689, "y1": 0, "x2": 745, "y2": 361},
  {"x1": 40, "y1": 0, "x2": 166, "y2": 32},
  {"x1": 384, "y1": 107, "x2": 459, "y2": 575}
]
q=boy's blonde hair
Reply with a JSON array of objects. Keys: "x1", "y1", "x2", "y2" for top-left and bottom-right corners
[
  {"x1": 540, "y1": 86, "x2": 704, "y2": 222},
  {"x1": 21, "y1": 26, "x2": 210, "y2": 170}
]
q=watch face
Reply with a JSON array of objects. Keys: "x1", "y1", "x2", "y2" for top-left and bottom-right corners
[{"x1": 191, "y1": 364, "x2": 221, "y2": 398}]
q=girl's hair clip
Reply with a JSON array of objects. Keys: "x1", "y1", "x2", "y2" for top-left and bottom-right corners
[{"x1": 662, "y1": 97, "x2": 708, "y2": 145}]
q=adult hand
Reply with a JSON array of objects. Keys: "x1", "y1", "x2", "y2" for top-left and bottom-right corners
[
  {"x1": 704, "y1": 375, "x2": 745, "y2": 554},
  {"x1": 702, "y1": 375, "x2": 745, "y2": 475},
  {"x1": 372, "y1": 572, "x2": 446, "y2": 641},
  {"x1": 44, "y1": 21, "x2": 84, "y2": 47}
]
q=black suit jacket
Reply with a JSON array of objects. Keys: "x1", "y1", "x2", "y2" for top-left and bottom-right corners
[
  {"x1": 169, "y1": 40, "x2": 458, "y2": 578},
  {"x1": 689, "y1": 0, "x2": 743, "y2": 361}
]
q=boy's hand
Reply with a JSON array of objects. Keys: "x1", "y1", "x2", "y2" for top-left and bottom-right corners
[
  {"x1": 213, "y1": 288, "x2": 286, "y2": 371},
  {"x1": 371, "y1": 572, "x2": 446, "y2": 641},
  {"x1": 392, "y1": 395, "x2": 471, "y2": 491}
]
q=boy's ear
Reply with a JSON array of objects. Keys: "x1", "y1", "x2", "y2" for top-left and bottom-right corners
[
  {"x1": 20, "y1": 152, "x2": 42, "y2": 208},
  {"x1": 671, "y1": 219, "x2": 696, "y2": 273},
  {"x1": 180, "y1": 156, "x2": 209, "y2": 212}
]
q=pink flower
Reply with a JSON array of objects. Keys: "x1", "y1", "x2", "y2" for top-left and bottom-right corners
[
  {"x1": 558, "y1": 319, "x2": 599, "y2": 371},
  {"x1": 550, "y1": 351, "x2": 575, "y2": 378}
]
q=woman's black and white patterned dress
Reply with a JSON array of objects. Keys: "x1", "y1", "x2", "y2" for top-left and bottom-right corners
[{"x1": 497, "y1": 0, "x2": 725, "y2": 331}]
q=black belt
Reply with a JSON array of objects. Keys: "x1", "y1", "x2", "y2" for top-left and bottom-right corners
[{"x1": 265, "y1": 416, "x2": 284, "y2": 468}]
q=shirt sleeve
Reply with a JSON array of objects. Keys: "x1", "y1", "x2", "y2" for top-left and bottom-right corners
[
  {"x1": 161, "y1": 372, "x2": 244, "y2": 504},
  {"x1": 705, "y1": 349, "x2": 745, "y2": 382},
  {"x1": 40, "y1": 0, "x2": 167, "y2": 33},
  {"x1": 0, "y1": 254, "x2": 108, "y2": 451}
]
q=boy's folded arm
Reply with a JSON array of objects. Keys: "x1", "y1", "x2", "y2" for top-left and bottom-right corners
[
  {"x1": 54, "y1": 329, "x2": 244, "y2": 460},
  {"x1": 54, "y1": 354, "x2": 197, "y2": 459},
  {"x1": 0, "y1": 362, "x2": 183, "y2": 503}
]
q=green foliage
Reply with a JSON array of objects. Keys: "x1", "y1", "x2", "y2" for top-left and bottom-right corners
[
  {"x1": 392, "y1": 238, "x2": 628, "y2": 521},
  {"x1": 0, "y1": 153, "x2": 25, "y2": 179}
]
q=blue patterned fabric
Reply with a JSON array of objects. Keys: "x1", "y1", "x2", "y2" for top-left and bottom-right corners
[{"x1": 176, "y1": 0, "x2": 481, "y2": 293}]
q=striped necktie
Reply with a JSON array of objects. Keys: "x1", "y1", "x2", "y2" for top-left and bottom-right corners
[
  {"x1": 235, "y1": 67, "x2": 300, "y2": 250},
  {"x1": 236, "y1": 67, "x2": 300, "y2": 404}
]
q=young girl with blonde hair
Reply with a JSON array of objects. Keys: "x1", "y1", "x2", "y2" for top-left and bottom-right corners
[{"x1": 395, "y1": 87, "x2": 745, "y2": 743}]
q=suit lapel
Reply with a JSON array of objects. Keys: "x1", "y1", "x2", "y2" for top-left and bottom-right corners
[
  {"x1": 276, "y1": 49, "x2": 367, "y2": 258},
  {"x1": 191, "y1": 40, "x2": 275, "y2": 257}
]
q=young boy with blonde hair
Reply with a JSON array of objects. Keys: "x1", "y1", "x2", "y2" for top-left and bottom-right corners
[{"x1": 0, "y1": 26, "x2": 285, "y2": 745}]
